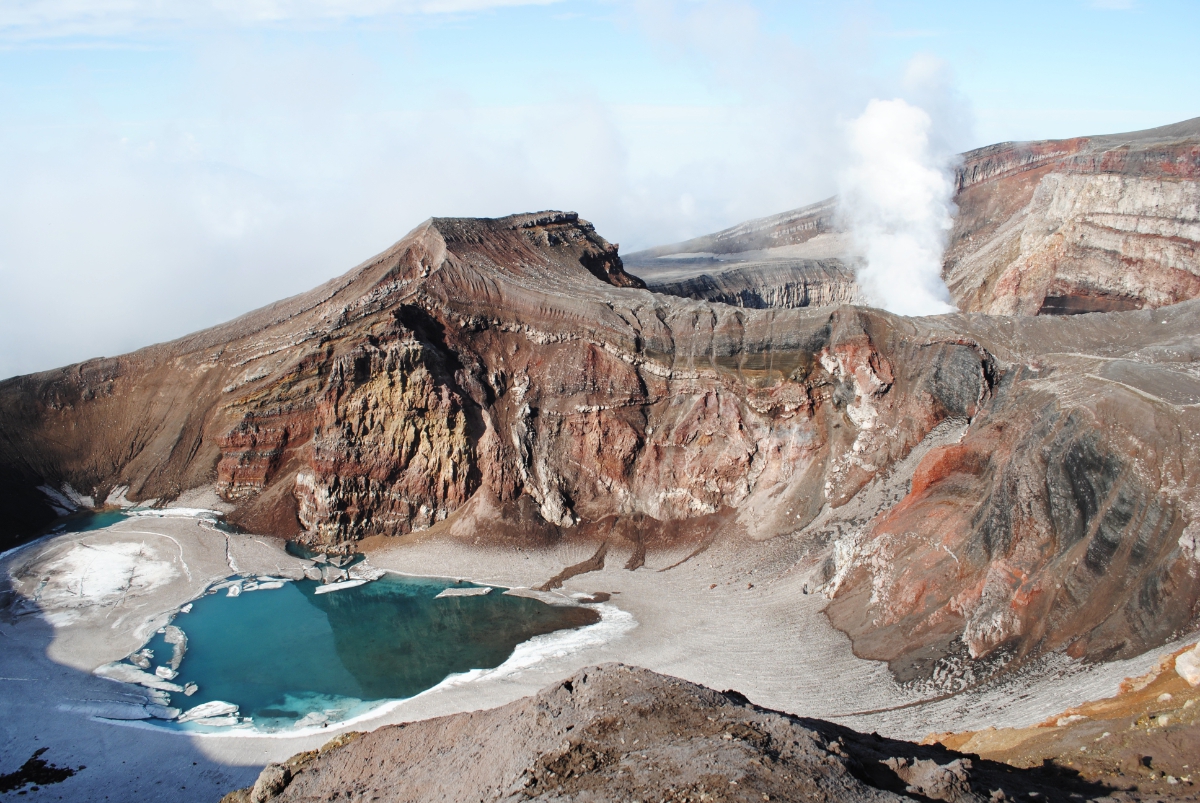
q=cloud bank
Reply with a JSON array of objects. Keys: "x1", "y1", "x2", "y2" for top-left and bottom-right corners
[
  {"x1": 0, "y1": 0, "x2": 974, "y2": 377},
  {"x1": 0, "y1": 0, "x2": 562, "y2": 39}
]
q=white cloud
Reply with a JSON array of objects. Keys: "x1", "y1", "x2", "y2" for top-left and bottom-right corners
[
  {"x1": 0, "y1": 0, "x2": 562, "y2": 39},
  {"x1": 0, "y1": 1, "x2": 976, "y2": 376}
]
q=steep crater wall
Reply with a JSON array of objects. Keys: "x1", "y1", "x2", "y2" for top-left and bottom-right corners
[{"x1": 2, "y1": 211, "x2": 1198, "y2": 683}]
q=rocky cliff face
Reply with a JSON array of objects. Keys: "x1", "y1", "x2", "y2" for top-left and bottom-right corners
[
  {"x1": 623, "y1": 198, "x2": 864, "y2": 312},
  {"x1": 945, "y1": 119, "x2": 1200, "y2": 315},
  {"x1": 631, "y1": 258, "x2": 860, "y2": 310},
  {"x1": 2, "y1": 209, "x2": 1198, "y2": 681},
  {"x1": 824, "y1": 303, "x2": 1200, "y2": 677},
  {"x1": 632, "y1": 117, "x2": 1200, "y2": 317}
]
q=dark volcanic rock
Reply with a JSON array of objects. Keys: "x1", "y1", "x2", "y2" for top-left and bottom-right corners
[
  {"x1": 1, "y1": 208, "x2": 1198, "y2": 679},
  {"x1": 220, "y1": 664, "x2": 1114, "y2": 803}
]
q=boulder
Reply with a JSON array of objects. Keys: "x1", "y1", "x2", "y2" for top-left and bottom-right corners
[
  {"x1": 250, "y1": 763, "x2": 292, "y2": 802},
  {"x1": 1177, "y1": 644, "x2": 1200, "y2": 686}
]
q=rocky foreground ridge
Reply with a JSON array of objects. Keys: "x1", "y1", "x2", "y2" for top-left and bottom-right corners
[
  {"x1": 221, "y1": 664, "x2": 1117, "y2": 803},
  {"x1": 2, "y1": 208, "x2": 1199, "y2": 680},
  {"x1": 627, "y1": 116, "x2": 1200, "y2": 316}
]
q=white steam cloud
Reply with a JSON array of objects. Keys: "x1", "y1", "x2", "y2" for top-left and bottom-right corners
[
  {"x1": 0, "y1": 2, "x2": 976, "y2": 377},
  {"x1": 838, "y1": 98, "x2": 958, "y2": 317}
]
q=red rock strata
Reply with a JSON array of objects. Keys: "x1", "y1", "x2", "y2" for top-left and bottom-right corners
[
  {"x1": 1, "y1": 210, "x2": 1198, "y2": 681},
  {"x1": 629, "y1": 117, "x2": 1200, "y2": 318}
]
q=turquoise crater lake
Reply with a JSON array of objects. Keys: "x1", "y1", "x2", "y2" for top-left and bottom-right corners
[{"x1": 141, "y1": 573, "x2": 601, "y2": 732}]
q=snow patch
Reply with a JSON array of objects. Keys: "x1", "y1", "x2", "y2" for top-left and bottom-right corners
[
  {"x1": 105, "y1": 485, "x2": 133, "y2": 507},
  {"x1": 38, "y1": 541, "x2": 178, "y2": 610},
  {"x1": 37, "y1": 485, "x2": 77, "y2": 516}
]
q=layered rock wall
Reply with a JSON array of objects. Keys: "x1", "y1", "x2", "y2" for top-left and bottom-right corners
[
  {"x1": 635, "y1": 117, "x2": 1200, "y2": 318},
  {"x1": 945, "y1": 132, "x2": 1200, "y2": 315},
  {"x1": 641, "y1": 259, "x2": 860, "y2": 310},
  {"x1": 2, "y1": 209, "x2": 1198, "y2": 679}
]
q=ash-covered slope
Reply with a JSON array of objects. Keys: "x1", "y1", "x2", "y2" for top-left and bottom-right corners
[
  {"x1": 623, "y1": 197, "x2": 864, "y2": 310},
  {"x1": 222, "y1": 664, "x2": 1111, "y2": 803},
  {"x1": 629, "y1": 116, "x2": 1200, "y2": 316},
  {"x1": 2, "y1": 210, "x2": 1198, "y2": 680}
]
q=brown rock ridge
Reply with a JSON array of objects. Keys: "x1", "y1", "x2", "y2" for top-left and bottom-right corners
[
  {"x1": 220, "y1": 664, "x2": 1115, "y2": 803},
  {"x1": 0, "y1": 211, "x2": 993, "y2": 555},
  {"x1": 629, "y1": 116, "x2": 1200, "y2": 317},
  {"x1": 1, "y1": 210, "x2": 1198, "y2": 681}
]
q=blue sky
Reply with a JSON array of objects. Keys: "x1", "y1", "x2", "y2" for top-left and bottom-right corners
[{"x1": 1, "y1": 0, "x2": 1197, "y2": 377}]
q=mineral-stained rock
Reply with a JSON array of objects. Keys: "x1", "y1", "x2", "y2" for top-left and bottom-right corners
[
  {"x1": 631, "y1": 116, "x2": 1200, "y2": 317},
  {"x1": 218, "y1": 664, "x2": 1113, "y2": 803},
  {"x1": 945, "y1": 119, "x2": 1200, "y2": 315},
  {"x1": 1, "y1": 207, "x2": 1199, "y2": 680}
]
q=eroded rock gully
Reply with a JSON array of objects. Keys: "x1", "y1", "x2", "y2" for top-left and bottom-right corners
[{"x1": 2, "y1": 209, "x2": 1199, "y2": 683}]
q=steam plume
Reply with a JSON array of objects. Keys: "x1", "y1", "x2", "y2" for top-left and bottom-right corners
[{"x1": 838, "y1": 98, "x2": 958, "y2": 317}]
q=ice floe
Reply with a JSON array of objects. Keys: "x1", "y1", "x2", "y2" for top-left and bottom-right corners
[
  {"x1": 163, "y1": 625, "x2": 187, "y2": 669},
  {"x1": 178, "y1": 700, "x2": 239, "y2": 722},
  {"x1": 252, "y1": 580, "x2": 285, "y2": 591},
  {"x1": 190, "y1": 715, "x2": 243, "y2": 728},
  {"x1": 435, "y1": 586, "x2": 493, "y2": 598},
  {"x1": 94, "y1": 662, "x2": 184, "y2": 693},
  {"x1": 313, "y1": 579, "x2": 367, "y2": 595},
  {"x1": 349, "y1": 563, "x2": 386, "y2": 582}
]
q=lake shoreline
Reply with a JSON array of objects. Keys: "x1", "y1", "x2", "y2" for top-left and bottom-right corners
[{"x1": 2, "y1": 511, "x2": 1185, "y2": 802}]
